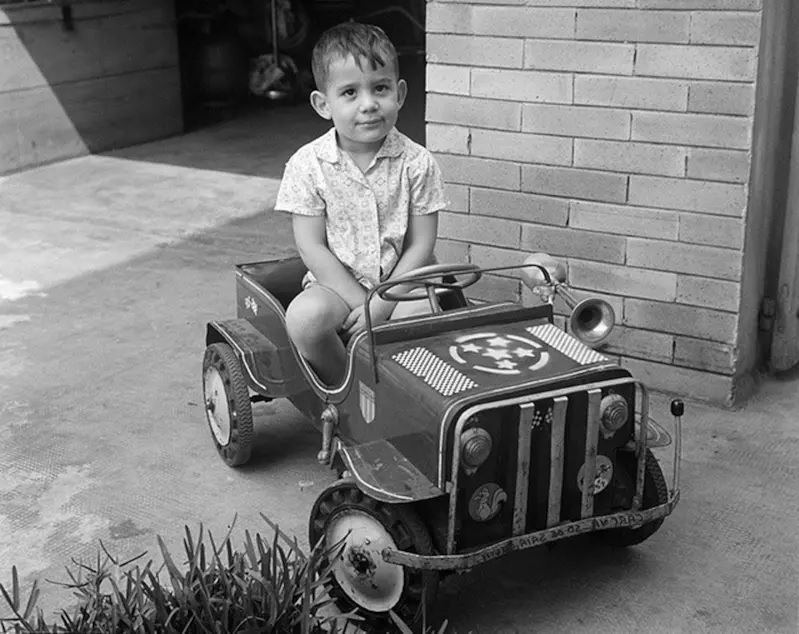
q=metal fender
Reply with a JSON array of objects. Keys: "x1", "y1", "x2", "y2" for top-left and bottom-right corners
[
  {"x1": 335, "y1": 438, "x2": 445, "y2": 503},
  {"x1": 206, "y1": 319, "x2": 305, "y2": 398}
]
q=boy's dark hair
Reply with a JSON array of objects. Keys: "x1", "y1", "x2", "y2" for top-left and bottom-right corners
[{"x1": 311, "y1": 22, "x2": 399, "y2": 91}]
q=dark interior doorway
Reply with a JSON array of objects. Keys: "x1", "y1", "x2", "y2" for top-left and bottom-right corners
[{"x1": 174, "y1": 0, "x2": 427, "y2": 145}]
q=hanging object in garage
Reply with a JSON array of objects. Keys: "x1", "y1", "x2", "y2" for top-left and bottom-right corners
[{"x1": 249, "y1": 0, "x2": 310, "y2": 102}]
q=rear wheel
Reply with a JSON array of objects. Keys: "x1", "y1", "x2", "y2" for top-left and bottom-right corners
[
  {"x1": 202, "y1": 343, "x2": 254, "y2": 467},
  {"x1": 601, "y1": 449, "x2": 668, "y2": 547},
  {"x1": 309, "y1": 480, "x2": 438, "y2": 631}
]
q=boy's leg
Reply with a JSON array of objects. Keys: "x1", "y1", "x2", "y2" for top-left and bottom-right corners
[
  {"x1": 285, "y1": 285, "x2": 351, "y2": 386},
  {"x1": 390, "y1": 291, "x2": 434, "y2": 320}
]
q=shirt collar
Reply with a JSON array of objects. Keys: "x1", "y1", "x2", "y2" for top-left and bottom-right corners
[
  {"x1": 375, "y1": 127, "x2": 405, "y2": 159},
  {"x1": 315, "y1": 126, "x2": 405, "y2": 164}
]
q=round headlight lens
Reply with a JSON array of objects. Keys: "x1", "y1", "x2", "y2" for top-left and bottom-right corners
[
  {"x1": 600, "y1": 393, "x2": 628, "y2": 434},
  {"x1": 460, "y1": 427, "x2": 493, "y2": 469}
]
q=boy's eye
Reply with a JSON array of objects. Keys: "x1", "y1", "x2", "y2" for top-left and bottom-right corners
[
  {"x1": 375, "y1": 84, "x2": 390, "y2": 93},
  {"x1": 341, "y1": 88, "x2": 356, "y2": 97}
]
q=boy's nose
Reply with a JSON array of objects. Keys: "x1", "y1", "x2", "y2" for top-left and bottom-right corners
[{"x1": 359, "y1": 94, "x2": 378, "y2": 110}]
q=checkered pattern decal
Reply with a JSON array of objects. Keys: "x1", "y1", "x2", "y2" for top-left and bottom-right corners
[
  {"x1": 392, "y1": 347, "x2": 478, "y2": 396},
  {"x1": 526, "y1": 324, "x2": 608, "y2": 365}
]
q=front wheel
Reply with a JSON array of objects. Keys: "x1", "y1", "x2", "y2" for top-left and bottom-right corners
[
  {"x1": 600, "y1": 449, "x2": 669, "y2": 547},
  {"x1": 309, "y1": 480, "x2": 438, "y2": 631},
  {"x1": 202, "y1": 343, "x2": 254, "y2": 467}
]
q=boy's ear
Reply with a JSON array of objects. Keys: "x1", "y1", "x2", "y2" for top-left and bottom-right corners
[
  {"x1": 397, "y1": 79, "x2": 408, "y2": 110},
  {"x1": 310, "y1": 90, "x2": 332, "y2": 120}
]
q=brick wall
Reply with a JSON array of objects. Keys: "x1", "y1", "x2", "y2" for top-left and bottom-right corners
[{"x1": 425, "y1": 0, "x2": 764, "y2": 404}]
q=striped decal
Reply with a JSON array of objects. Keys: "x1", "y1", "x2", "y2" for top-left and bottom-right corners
[
  {"x1": 547, "y1": 397, "x2": 569, "y2": 528},
  {"x1": 392, "y1": 347, "x2": 478, "y2": 397},
  {"x1": 513, "y1": 404, "x2": 534, "y2": 536},
  {"x1": 580, "y1": 389, "x2": 602, "y2": 519},
  {"x1": 526, "y1": 324, "x2": 608, "y2": 365}
]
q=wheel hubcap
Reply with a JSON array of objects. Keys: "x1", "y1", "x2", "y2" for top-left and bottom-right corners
[
  {"x1": 204, "y1": 367, "x2": 231, "y2": 445},
  {"x1": 327, "y1": 509, "x2": 404, "y2": 612}
]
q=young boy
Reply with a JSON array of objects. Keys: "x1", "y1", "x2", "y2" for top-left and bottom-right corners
[{"x1": 275, "y1": 22, "x2": 448, "y2": 386}]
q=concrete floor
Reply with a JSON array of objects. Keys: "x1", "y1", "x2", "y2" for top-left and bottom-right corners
[{"x1": 1, "y1": 105, "x2": 798, "y2": 633}]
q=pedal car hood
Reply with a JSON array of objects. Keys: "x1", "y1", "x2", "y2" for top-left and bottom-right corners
[
  {"x1": 377, "y1": 321, "x2": 616, "y2": 409},
  {"x1": 354, "y1": 316, "x2": 622, "y2": 494}
]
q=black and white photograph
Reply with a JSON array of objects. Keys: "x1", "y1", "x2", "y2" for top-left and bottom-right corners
[{"x1": 0, "y1": 1, "x2": 797, "y2": 632}]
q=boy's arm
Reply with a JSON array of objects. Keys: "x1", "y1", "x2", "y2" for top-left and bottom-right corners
[
  {"x1": 387, "y1": 212, "x2": 438, "y2": 281},
  {"x1": 392, "y1": 148, "x2": 447, "y2": 282},
  {"x1": 292, "y1": 214, "x2": 366, "y2": 310},
  {"x1": 372, "y1": 212, "x2": 438, "y2": 314},
  {"x1": 383, "y1": 146, "x2": 445, "y2": 289},
  {"x1": 340, "y1": 212, "x2": 438, "y2": 337},
  {"x1": 367, "y1": 148, "x2": 445, "y2": 318}
]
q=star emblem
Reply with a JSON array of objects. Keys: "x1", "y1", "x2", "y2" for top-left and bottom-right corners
[
  {"x1": 483, "y1": 348, "x2": 511, "y2": 361},
  {"x1": 449, "y1": 332, "x2": 551, "y2": 375},
  {"x1": 487, "y1": 336, "x2": 511, "y2": 347}
]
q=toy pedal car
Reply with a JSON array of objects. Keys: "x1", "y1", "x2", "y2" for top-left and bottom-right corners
[{"x1": 202, "y1": 254, "x2": 683, "y2": 630}]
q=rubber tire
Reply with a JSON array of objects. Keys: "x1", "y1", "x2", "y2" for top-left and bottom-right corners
[
  {"x1": 202, "y1": 343, "x2": 254, "y2": 467},
  {"x1": 601, "y1": 449, "x2": 669, "y2": 547},
  {"x1": 309, "y1": 480, "x2": 439, "y2": 632}
]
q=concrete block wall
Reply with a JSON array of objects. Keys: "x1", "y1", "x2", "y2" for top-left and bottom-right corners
[
  {"x1": 425, "y1": 0, "x2": 764, "y2": 404},
  {"x1": 0, "y1": 0, "x2": 182, "y2": 175}
]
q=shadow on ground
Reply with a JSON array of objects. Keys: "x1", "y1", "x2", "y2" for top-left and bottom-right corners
[{"x1": 108, "y1": 106, "x2": 328, "y2": 180}]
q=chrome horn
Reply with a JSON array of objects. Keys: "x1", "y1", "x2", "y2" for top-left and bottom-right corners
[{"x1": 521, "y1": 253, "x2": 615, "y2": 348}]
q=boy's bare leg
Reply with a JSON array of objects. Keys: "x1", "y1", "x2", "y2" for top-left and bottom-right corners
[
  {"x1": 285, "y1": 285, "x2": 351, "y2": 386},
  {"x1": 390, "y1": 297, "x2": 433, "y2": 319}
]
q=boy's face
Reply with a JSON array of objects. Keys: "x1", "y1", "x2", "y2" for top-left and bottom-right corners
[{"x1": 310, "y1": 53, "x2": 407, "y2": 154}]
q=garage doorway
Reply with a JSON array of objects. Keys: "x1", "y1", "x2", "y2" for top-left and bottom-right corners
[{"x1": 174, "y1": 0, "x2": 427, "y2": 145}]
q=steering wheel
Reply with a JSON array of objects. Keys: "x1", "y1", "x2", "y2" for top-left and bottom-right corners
[{"x1": 375, "y1": 263, "x2": 482, "y2": 310}]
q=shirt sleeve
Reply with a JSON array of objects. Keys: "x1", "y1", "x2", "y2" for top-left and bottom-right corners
[
  {"x1": 274, "y1": 151, "x2": 326, "y2": 216},
  {"x1": 408, "y1": 150, "x2": 449, "y2": 216}
]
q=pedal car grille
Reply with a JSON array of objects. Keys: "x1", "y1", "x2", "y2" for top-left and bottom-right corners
[{"x1": 449, "y1": 377, "x2": 638, "y2": 553}]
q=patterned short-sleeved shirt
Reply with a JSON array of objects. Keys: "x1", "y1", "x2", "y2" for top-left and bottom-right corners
[{"x1": 275, "y1": 127, "x2": 448, "y2": 289}]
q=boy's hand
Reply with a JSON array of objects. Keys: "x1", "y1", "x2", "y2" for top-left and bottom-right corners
[
  {"x1": 340, "y1": 297, "x2": 395, "y2": 340},
  {"x1": 340, "y1": 306, "x2": 366, "y2": 340}
]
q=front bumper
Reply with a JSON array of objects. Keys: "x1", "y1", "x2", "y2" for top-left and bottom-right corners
[
  {"x1": 383, "y1": 493, "x2": 679, "y2": 570},
  {"x1": 384, "y1": 383, "x2": 684, "y2": 572}
]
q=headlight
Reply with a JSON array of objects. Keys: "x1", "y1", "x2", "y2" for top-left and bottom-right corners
[
  {"x1": 460, "y1": 426, "x2": 493, "y2": 469},
  {"x1": 599, "y1": 393, "x2": 628, "y2": 437}
]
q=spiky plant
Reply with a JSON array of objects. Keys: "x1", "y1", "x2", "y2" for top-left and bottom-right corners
[{"x1": 0, "y1": 514, "x2": 352, "y2": 634}]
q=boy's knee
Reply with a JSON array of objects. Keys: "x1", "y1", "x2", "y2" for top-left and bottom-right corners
[
  {"x1": 285, "y1": 300, "x2": 319, "y2": 344},
  {"x1": 285, "y1": 291, "x2": 344, "y2": 344}
]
